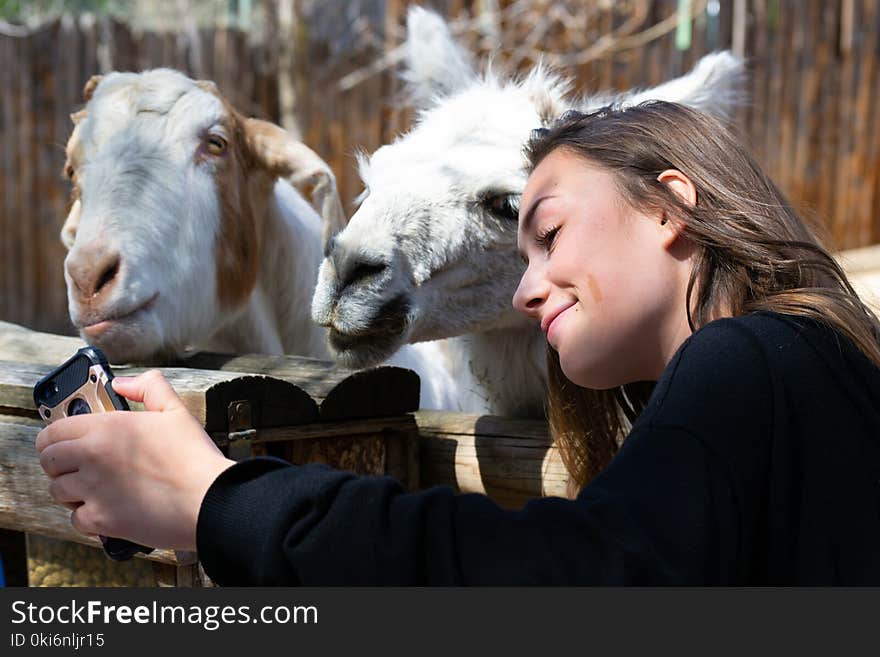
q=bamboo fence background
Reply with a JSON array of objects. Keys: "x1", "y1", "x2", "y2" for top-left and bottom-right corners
[{"x1": 2, "y1": 0, "x2": 880, "y2": 335}]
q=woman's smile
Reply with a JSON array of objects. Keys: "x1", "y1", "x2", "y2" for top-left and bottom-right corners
[{"x1": 545, "y1": 302, "x2": 577, "y2": 346}]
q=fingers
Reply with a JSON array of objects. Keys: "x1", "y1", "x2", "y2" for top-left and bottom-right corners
[
  {"x1": 35, "y1": 414, "x2": 95, "y2": 453},
  {"x1": 70, "y1": 504, "x2": 100, "y2": 538},
  {"x1": 51, "y1": 477, "x2": 98, "y2": 536},
  {"x1": 39, "y1": 441, "x2": 81, "y2": 478},
  {"x1": 48, "y1": 472, "x2": 85, "y2": 505},
  {"x1": 112, "y1": 370, "x2": 185, "y2": 413}
]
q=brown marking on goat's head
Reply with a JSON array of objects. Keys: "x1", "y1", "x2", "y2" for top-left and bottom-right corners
[
  {"x1": 83, "y1": 75, "x2": 104, "y2": 102},
  {"x1": 200, "y1": 95, "x2": 265, "y2": 311},
  {"x1": 199, "y1": 82, "x2": 345, "y2": 310},
  {"x1": 61, "y1": 120, "x2": 87, "y2": 249}
]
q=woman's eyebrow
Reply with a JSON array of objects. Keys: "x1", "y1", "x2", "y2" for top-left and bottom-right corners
[{"x1": 520, "y1": 195, "x2": 555, "y2": 235}]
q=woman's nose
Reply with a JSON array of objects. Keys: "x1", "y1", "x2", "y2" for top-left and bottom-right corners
[{"x1": 512, "y1": 268, "x2": 548, "y2": 318}]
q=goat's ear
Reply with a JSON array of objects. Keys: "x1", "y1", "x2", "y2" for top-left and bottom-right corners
[
  {"x1": 82, "y1": 75, "x2": 104, "y2": 102},
  {"x1": 244, "y1": 118, "x2": 347, "y2": 250},
  {"x1": 61, "y1": 199, "x2": 81, "y2": 250},
  {"x1": 196, "y1": 80, "x2": 219, "y2": 95},
  {"x1": 613, "y1": 51, "x2": 747, "y2": 119},
  {"x1": 402, "y1": 6, "x2": 476, "y2": 109}
]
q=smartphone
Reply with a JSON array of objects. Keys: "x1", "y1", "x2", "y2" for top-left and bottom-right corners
[{"x1": 33, "y1": 346, "x2": 154, "y2": 562}]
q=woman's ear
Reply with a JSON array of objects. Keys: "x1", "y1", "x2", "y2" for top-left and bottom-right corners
[
  {"x1": 658, "y1": 169, "x2": 697, "y2": 206},
  {"x1": 656, "y1": 169, "x2": 696, "y2": 248}
]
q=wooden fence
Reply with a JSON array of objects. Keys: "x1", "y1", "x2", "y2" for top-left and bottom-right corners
[
  {"x1": 0, "y1": 320, "x2": 562, "y2": 586},
  {"x1": 3, "y1": 0, "x2": 880, "y2": 336}
]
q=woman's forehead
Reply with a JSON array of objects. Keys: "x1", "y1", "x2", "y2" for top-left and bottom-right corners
[{"x1": 523, "y1": 150, "x2": 608, "y2": 205}]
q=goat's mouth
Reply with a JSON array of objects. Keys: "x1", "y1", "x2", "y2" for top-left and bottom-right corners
[{"x1": 79, "y1": 292, "x2": 160, "y2": 337}]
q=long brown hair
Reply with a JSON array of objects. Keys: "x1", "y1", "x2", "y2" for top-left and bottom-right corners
[{"x1": 524, "y1": 102, "x2": 880, "y2": 490}]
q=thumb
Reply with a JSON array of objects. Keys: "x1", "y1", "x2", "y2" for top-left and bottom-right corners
[{"x1": 112, "y1": 370, "x2": 186, "y2": 413}]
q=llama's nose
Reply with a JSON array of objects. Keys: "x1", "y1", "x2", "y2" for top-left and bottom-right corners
[
  {"x1": 66, "y1": 246, "x2": 122, "y2": 302},
  {"x1": 327, "y1": 237, "x2": 388, "y2": 292}
]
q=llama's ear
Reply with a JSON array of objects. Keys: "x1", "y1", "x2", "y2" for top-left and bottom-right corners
[
  {"x1": 522, "y1": 65, "x2": 572, "y2": 126},
  {"x1": 613, "y1": 51, "x2": 747, "y2": 119},
  {"x1": 244, "y1": 118, "x2": 347, "y2": 249},
  {"x1": 82, "y1": 75, "x2": 104, "y2": 102},
  {"x1": 402, "y1": 6, "x2": 476, "y2": 108}
]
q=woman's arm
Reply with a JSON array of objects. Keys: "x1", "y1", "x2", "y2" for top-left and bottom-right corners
[{"x1": 196, "y1": 424, "x2": 742, "y2": 586}]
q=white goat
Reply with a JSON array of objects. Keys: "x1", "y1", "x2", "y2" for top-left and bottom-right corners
[
  {"x1": 311, "y1": 7, "x2": 747, "y2": 417},
  {"x1": 61, "y1": 69, "x2": 458, "y2": 409},
  {"x1": 61, "y1": 69, "x2": 344, "y2": 362}
]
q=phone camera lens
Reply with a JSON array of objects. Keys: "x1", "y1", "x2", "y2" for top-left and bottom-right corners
[
  {"x1": 42, "y1": 409, "x2": 51, "y2": 419},
  {"x1": 90, "y1": 374, "x2": 97, "y2": 383},
  {"x1": 67, "y1": 398, "x2": 92, "y2": 416}
]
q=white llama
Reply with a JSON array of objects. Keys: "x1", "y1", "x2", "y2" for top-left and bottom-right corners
[{"x1": 311, "y1": 7, "x2": 746, "y2": 417}]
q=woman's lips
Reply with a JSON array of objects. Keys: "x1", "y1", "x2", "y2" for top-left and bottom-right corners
[
  {"x1": 545, "y1": 303, "x2": 575, "y2": 344},
  {"x1": 81, "y1": 293, "x2": 159, "y2": 336}
]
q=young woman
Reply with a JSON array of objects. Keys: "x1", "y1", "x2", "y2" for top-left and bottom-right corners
[{"x1": 35, "y1": 101, "x2": 880, "y2": 585}]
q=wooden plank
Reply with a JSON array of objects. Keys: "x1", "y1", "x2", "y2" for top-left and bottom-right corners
[
  {"x1": 853, "y1": 0, "x2": 877, "y2": 246},
  {"x1": 816, "y1": 1, "x2": 840, "y2": 234},
  {"x1": 0, "y1": 321, "x2": 83, "y2": 365},
  {"x1": 0, "y1": 326, "x2": 419, "y2": 422},
  {"x1": 415, "y1": 410, "x2": 572, "y2": 508},
  {"x1": 0, "y1": 32, "x2": 15, "y2": 323},
  {"x1": 837, "y1": 243, "x2": 880, "y2": 312},
  {"x1": 833, "y1": 0, "x2": 858, "y2": 248},
  {"x1": 163, "y1": 353, "x2": 419, "y2": 421},
  {"x1": 0, "y1": 418, "x2": 192, "y2": 567},
  {"x1": 213, "y1": 414, "x2": 414, "y2": 443},
  {"x1": 0, "y1": 359, "x2": 318, "y2": 430}
]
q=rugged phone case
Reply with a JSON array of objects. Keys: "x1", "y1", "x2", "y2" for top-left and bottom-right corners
[{"x1": 33, "y1": 346, "x2": 155, "y2": 562}]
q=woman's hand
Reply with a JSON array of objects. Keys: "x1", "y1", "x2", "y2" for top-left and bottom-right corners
[{"x1": 35, "y1": 370, "x2": 236, "y2": 551}]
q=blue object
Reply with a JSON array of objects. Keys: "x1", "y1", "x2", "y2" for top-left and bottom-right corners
[{"x1": 0, "y1": 553, "x2": 6, "y2": 587}]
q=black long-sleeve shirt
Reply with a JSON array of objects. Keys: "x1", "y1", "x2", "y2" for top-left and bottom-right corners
[{"x1": 196, "y1": 312, "x2": 880, "y2": 585}]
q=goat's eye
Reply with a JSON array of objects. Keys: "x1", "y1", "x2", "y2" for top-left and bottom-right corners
[
  {"x1": 206, "y1": 135, "x2": 227, "y2": 156},
  {"x1": 63, "y1": 163, "x2": 75, "y2": 180},
  {"x1": 482, "y1": 192, "x2": 520, "y2": 222}
]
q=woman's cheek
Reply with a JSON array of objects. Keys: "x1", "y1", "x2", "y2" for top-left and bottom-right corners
[{"x1": 585, "y1": 274, "x2": 603, "y2": 304}]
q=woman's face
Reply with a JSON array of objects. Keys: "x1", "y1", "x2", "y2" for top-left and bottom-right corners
[{"x1": 513, "y1": 148, "x2": 696, "y2": 389}]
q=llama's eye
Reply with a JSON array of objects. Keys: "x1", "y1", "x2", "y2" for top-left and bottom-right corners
[
  {"x1": 206, "y1": 135, "x2": 227, "y2": 156},
  {"x1": 481, "y1": 193, "x2": 520, "y2": 222}
]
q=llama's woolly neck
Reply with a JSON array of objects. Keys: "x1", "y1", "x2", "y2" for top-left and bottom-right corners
[{"x1": 438, "y1": 325, "x2": 547, "y2": 418}]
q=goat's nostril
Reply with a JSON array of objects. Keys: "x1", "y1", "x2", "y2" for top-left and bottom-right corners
[
  {"x1": 343, "y1": 261, "x2": 387, "y2": 291},
  {"x1": 94, "y1": 256, "x2": 120, "y2": 295}
]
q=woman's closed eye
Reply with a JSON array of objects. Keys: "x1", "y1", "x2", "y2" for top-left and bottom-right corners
[{"x1": 535, "y1": 225, "x2": 560, "y2": 252}]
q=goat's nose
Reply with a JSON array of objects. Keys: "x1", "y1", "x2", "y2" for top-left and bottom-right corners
[
  {"x1": 66, "y1": 247, "x2": 122, "y2": 301},
  {"x1": 328, "y1": 238, "x2": 388, "y2": 292}
]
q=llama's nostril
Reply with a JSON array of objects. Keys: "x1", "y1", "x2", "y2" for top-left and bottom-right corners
[{"x1": 342, "y1": 261, "x2": 387, "y2": 291}]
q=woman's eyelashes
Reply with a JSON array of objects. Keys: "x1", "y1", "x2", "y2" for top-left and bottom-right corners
[{"x1": 535, "y1": 225, "x2": 560, "y2": 253}]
